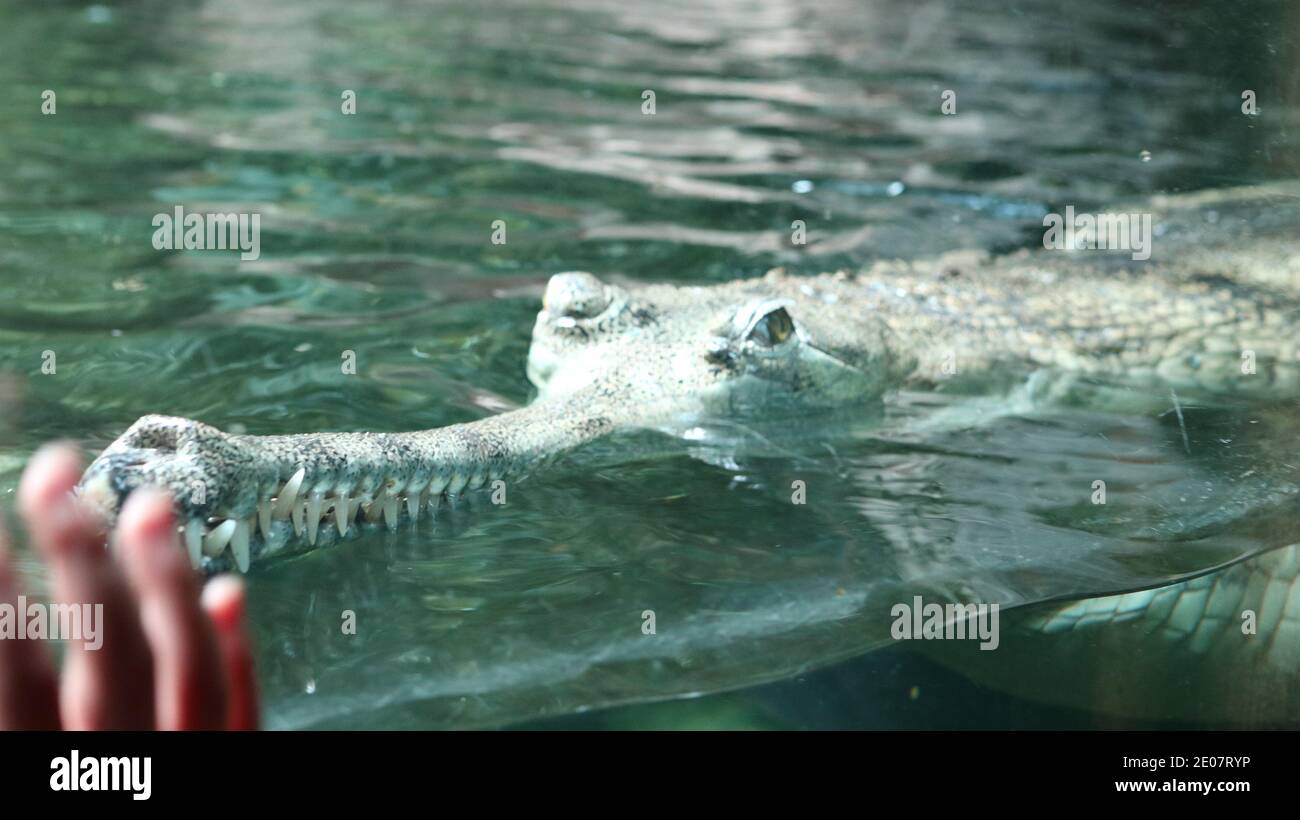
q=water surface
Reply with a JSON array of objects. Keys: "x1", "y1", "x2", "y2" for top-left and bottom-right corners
[{"x1": 0, "y1": 0, "x2": 1297, "y2": 728}]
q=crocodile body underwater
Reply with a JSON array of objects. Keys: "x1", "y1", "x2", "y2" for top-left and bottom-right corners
[{"x1": 75, "y1": 184, "x2": 1300, "y2": 718}]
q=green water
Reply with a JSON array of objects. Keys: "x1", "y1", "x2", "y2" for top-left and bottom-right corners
[{"x1": 0, "y1": 0, "x2": 1296, "y2": 728}]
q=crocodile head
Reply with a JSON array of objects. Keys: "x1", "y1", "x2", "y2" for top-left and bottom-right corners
[
  {"x1": 75, "y1": 268, "x2": 905, "y2": 573},
  {"x1": 527, "y1": 269, "x2": 904, "y2": 430}
]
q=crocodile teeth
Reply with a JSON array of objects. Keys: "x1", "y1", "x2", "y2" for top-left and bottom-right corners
[
  {"x1": 231, "y1": 520, "x2": 251, "y2": 573},
  {"x1": 273, "y1": 468, "x2": 306, "y2": 519},
  {"x1": 383, "y1": 494, "x2": 399, "y2": 530},
  {"x1": 291, "y1": 500, "x2": 305, "y2": 536},
  {"x1": 258, "y1": 499, "x2": 273, "y2": 541},
  {"x1": 406, "y1": 492, "x2": 420, "y2": 521},
  {"x1": 447, "y1": 473, "x2": 468, "y2": 496},
  {"x1": 427, "y1": 475, "x2": 450, "y2": 497},
  {"x1": 336, "y1": 492, "x2": 351, "y2": 535},
  {"x1": 184, "y1": 519, "x2": 204, "y2": 568},
  {"x1": 204, "y1": 519, "x2": 237, "y2": 558},
  {"x1": 306, "y1": 492, "x2": 324, "y2": 545}
]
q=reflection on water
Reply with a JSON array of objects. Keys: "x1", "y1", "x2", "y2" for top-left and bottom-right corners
[{"x1": 0, "y1": 0, "x2": 1296, "y2": 728}]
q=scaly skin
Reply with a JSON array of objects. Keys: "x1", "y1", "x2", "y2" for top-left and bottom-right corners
[{"x1": 931, "y1": 545, "x2": 1300, "y2": 722}]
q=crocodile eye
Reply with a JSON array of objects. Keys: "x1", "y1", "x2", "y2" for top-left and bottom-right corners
[{"x1": 748, "y1": 307, "x2": 794, "y2": 346}]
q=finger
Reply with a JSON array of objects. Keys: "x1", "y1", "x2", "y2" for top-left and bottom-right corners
[
  {"x1": 17, "y1": 443, "x2": 101, "y2": 560},
  {"x1": 0, "y1": 512, "x2": 61, "y2": 730},
  {"x1": 18, "y1": 443, "x2": 155, "y2": 730},
  {"x1": 117, "y1": 489, "x2": 226, "y2": 730},
  {"x1": 202, "y1": 576, "x2": 259, "y2": 730}
]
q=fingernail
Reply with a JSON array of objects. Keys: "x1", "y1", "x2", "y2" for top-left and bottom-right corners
[
  {"x1": 18, "y1": 443, "x2": 81, "y2": 500},
  {"x1": 120, "y1": 488, "x2": 176, "y2": 538},
  {"x1": 202, "y1": 575, "x2": 246, "y2": 630}
]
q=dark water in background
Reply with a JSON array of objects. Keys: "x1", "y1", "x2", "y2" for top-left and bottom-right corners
[{"x1": 0, "y1": 0, "x2": 1296, "y2": 728}]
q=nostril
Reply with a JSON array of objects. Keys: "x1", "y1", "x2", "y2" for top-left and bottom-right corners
[
  {"x1": 543, "y1": 271, "x2": 610, "y2": 318},
  {"x1": 118, "y1": 415, "x2": 227, "y2": 456},
  {"x1": 120, "y1": 415, "x2": 194, "y2": 453}
]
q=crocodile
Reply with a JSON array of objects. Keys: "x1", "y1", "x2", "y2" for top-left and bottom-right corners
[
  {"x1": 79, "y1": 256, "x2": 1297, "y2": 568},
  {"x1": 78, "y1": 208, "x2": 1300, "y2": 561},
  {"x1": 72, "y1": 184, "x2": 1300, "y2": 718}
]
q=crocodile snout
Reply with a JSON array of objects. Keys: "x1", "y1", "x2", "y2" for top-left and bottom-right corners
[{"x1": 77, "y1": 416, "x2": 265, "y2": 571}]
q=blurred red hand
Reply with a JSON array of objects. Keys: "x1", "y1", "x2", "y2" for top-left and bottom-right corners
[{"x1": 0, "y1": 443, "x2": 259, "y2": 730}]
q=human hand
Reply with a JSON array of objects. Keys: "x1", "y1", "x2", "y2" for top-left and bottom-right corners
[{"x1": 0, "y1": 443, "x2": 258, "y2": 730}]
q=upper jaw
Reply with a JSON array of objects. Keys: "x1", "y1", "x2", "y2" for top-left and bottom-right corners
[
  {"x1": 76, "y1": 436, "x2": 460, "y2": 576},
  {"x1": 76, "y1": 418, "x2": 270, "y2": 573},
  {"x1": 78, "y1": 384, "x2": 633, "y2": 576},
  {"x1": 76, "y1": 415, "x2": 509, "y2": 575},
  {"x1": 78, "y1": 442, "x2": 462, "y2": 576}
]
